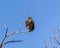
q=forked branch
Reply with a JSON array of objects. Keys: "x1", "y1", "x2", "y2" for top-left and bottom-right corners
[{"x1": 0, "y1": 25, "x2": 29, "y2": 48}]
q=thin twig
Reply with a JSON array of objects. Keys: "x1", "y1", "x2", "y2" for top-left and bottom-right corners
[
  {"x1": 2, "y1": 40, "x2": 23, "y2": 46},
  {"x1": 54, "y1": 37, "x2": 60, "y2": 45},
  {"x1": 42, "y1": 41, "x2": 47, "y2": 48}
]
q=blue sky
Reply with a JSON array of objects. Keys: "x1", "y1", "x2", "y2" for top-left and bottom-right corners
[{"x1": 0, "y1": 0, "x2": 60, "y2": 48}]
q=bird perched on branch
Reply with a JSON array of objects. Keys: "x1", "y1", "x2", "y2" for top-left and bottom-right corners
[{"x1": 25, "y1": 17, "x2": 34, "y2": 32}]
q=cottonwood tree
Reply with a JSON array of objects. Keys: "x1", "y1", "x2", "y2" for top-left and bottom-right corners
[{"x1": 0, "y1": 17, "x2": 35, "y2": 48}]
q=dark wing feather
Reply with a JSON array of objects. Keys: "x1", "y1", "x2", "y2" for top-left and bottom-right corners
[{"x1": 29, "y1": 21, "x2": 34, "y2": 32}]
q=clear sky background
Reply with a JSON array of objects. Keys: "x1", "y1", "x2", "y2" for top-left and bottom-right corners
[{"x1": 0, "y1": 0, "x2": 60, "y2": 48}]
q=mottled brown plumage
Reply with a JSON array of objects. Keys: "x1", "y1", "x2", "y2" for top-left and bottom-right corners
[{"x1": 25, "y1": 17, "x2": 34, "y2": 32}]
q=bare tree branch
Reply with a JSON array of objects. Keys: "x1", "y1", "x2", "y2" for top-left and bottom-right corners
[
  {"x1": 6, "y1": 30, "x2": 29, "y2": 37},
  {"x1": 0, "y1": 25, "x2": 29, "y2": 48},
  {"x1": 0, "y1": 24, "x2": 8, "y2": 48},
  {"x1": 54, "y1": 37, "x2": 60, "y2": 45},
  {"x1": 42, "y1": 41, "x2": 48, "y2": 48},
  {"x1": 2, "y1": 40, "x2": 23, "y2": 46}
]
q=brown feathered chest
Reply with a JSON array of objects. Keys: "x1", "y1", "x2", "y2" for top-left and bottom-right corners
[{"x1": 25, "y1": 17, "x2": 34, "y2": 32}]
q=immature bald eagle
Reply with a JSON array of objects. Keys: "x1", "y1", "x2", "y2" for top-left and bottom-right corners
[{"x1": 25, "y1": 17, "x2": 34, "y2": 32}]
